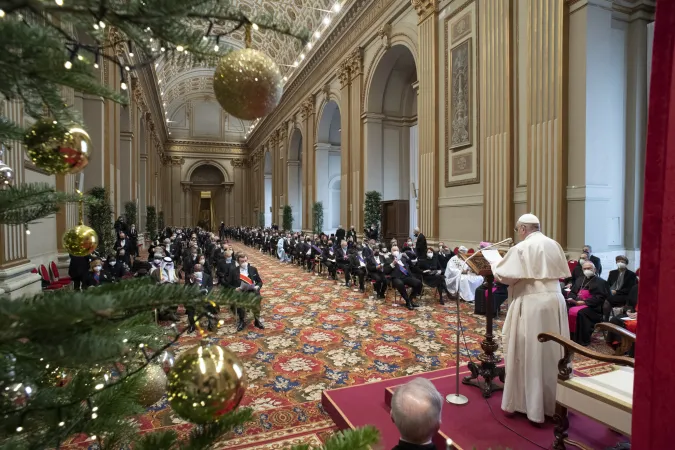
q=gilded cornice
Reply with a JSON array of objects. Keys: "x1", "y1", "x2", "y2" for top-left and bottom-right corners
[
  {"x1": 164, "y1": 140, "x2": 247, "y2": 155},
  {"x1": 411, "y1": 0, "x2": 438, "y2": 22},
  {"x1": 248, "y1": 0, "x2": 401, "y2": 148}
]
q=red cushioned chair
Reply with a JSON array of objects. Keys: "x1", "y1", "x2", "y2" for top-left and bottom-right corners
[
  {"x1": 49, "y1": 261, "x2": 71, "y2": 285},
  {"x1": 37, "y1": 265, "x2": 66, "y2": 290},
  {"x1": 467, "y1": 248, "x2": 475, "y2": 254}
]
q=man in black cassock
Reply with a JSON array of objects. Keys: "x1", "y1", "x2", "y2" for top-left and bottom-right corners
[{"x1": 568, "y1": 261, "x2": 611, "y2": 346}]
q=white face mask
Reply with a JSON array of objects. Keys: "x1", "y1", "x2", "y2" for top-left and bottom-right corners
[
  {"x1": 94, "y1": 266, "x2": 102, "y2": 272},
  {"x1": 110, "y1": 261, "x2": 116, "y2": 266},
  {"x1": 199, "y1": 259, "x2": 205, "y2": 265},
  {"x1": 240, "y1": 262, "x2": 248, "y2": 269},
  {"x1": 579, "y1": 258, "x2": 587, "y2": 264},
  {"x1": 392, "y1": 251, "x2": 400, "y2": 258},
  {"x1": 617, "y1": 262, "x2": 627, "y2": 270},
  {"x1": 153, "y1": 259, "x2": 161, "y2": 266},
  {"x1": 583, "y1": 269, "x2": 595, "y2": 278},
  {"x1": 357, "y1": 251, "x2": 362, "y2": 256},
  {"x1": 194, "y1": 271, "x2": 203, "y2": 280},
  {"x1": 427, "y1": 252, "x2": 434, "y2": 258}
]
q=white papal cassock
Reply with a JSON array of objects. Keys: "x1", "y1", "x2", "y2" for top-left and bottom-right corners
[
  {"x1": 493, "y1": 230, "x2": 570, "y2": 423},
  {"x1": 444, "y1": 251, "x2": 484, "y2": 301}
]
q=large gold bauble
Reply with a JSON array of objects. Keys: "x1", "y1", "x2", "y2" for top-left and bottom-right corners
[
  {"x1": 167, "y1": 342, "x2": 246, "y2": 424},
  {"x1": 62, "y1": 224, "x2": 98, "y2": 256},
  {"x1": 138, "y1": 364, "x2": 167, "y2": 407},
  {"x1": 213, "y1": 48, "x2": 283, "y2": 121},
  {"x1": 25, "y1": 120, "x2": 91, "y2": 175}
]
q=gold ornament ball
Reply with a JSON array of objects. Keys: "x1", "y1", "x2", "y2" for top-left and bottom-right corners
[
  {"x1": 167, "y1": 342, "x2": 247, "y2": 424},
  {"x1": 213, "y1": 48, "x2": 283, "y2": 121},
  {"x1": 25, "y1": 120, "x2": 91, "y2": 175},
  {"x1": 62, "y1": 224, "x2": 98, "y2": 257},
  {"x1": 138, "y1": 364, "x2": 168, "y2": 407}
]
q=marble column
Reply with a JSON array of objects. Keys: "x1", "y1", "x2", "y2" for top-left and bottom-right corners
[
  {"x1": 480, "y1": 0, "x2": 514, "y2": 242},
  {"x1": 170, "y1": 159, "x2": 184, "y2": 227},
  {"x1": 139, "y1": 154, "x2": 147, "y2": 231},
  {"x1": 412, "y1": 0, "x2": 440, "y2": 241},
  {"x1": 0, "y1": 100, "x2": 41, "y2": 297},
  {"x1": 81, "y1": 94, "x2": 106, "y2": 194},
  {"x1": 231, "y1": 159, "x2": 245, "y2": 225},
  {"x1": 527, "y1": 0, "x2": 566, "y2": 245},
  {"x1": 347, "y1": 48, "x2": 364, "y2": 233},
  {"x1": 120, "y1": 130, "x2": 133, "y2": 205},
  {"x1": 301, "y1": 97, "x2": 316, "y2": 231},
  {"x1": 279, "y1": 126, "x2": 288, "y2": 226},
  {"x1": 338, "y1": 62, "x2": 351, "y2": 228}
]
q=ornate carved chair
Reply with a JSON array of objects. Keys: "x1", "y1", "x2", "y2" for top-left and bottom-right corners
[{"x1": 538, "y1": 324, "x2": 635, "y2": 450}]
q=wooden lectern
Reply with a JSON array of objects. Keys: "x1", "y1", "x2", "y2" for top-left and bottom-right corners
[{"x1": 460, "y1": 251, "x2": 506, "y2": 398}]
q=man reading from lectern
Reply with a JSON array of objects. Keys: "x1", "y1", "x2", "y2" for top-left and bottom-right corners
[{"x1": 492, "y1": 213, "x2": 570, "y2": 424}]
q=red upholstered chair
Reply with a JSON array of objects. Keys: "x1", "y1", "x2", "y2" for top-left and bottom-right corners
[
  {"x1": 467, "y1": 248, "x2": 475, "y2": 254},
  {"x1": 49, "y1": 261, "x2": 71, "y2": 285},
  {"x1": 454, "y1": 247, "x2": 459, "y2": 254},
  {"x1": 38, "y1": 265, "x2": 66, "y2": 290},
  {"x1": 568, "y1": 260, "x2": 579, "y2": 273}
]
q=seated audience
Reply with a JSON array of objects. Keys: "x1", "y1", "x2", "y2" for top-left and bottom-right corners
[
  {"x1": 366, "y1": 246, "x2": 388, "y2": 299},
  {"x1": 390, "y1": 378, "x2": 443, "y2": 450},
  {"x1": 104, "y1": 254, "x2": 127, "y2": 281},
  {"x1": 418, "y1": 248, "x2": 446, "y2": 305},
  {"x1": 84, "y1": 258, "x2": 111, "y2": 288},
  {"x1": 384, "y1": 246, "x2": 422, "y2": 310},
  {"x1": 349, "y1": 245, "x2": 368, "y2": 292}
]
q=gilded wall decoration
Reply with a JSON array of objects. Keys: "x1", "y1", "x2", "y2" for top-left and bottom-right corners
[
  {"x1": 449, "y1": 39, "x2": 471, "y2": 149},
  {"x1": 452, "y1": 11, "x2": 472, "y2": 42},
  {"x1": 444, "y1": 0, "x2": 480, "y2": 187},
  {"x1": 451, "y1": 152, "x2": 473, "y2": 176}
]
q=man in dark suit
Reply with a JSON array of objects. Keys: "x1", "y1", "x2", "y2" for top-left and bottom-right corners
[
  {"x1": 115, "y1": 232, "x2": 132, "y2": 266},
  {"x1": 582, "y1": 244, "x2": 602, "y2": 276},
  {"x1": 322, "y1": 240, "x2": 337, "y2": 280},
  {"x1": 390, "y1": 378, "x2": 442, "y2": 450},
  {"x1": 227, "y1": 253, "x2": 264, "y2": 331},
  {"x1": 216, "y1": 250, "x2": 235, "y2": 285},
  {"x1": 366, "y1": 247, "x2": 388, "y2": 299},
  {"x1": 335, "y1": 240, "x2": 352, "y2": 287},
  {"x1": 604, "y1": 254, "x2": 638, "y2": 320},
  {"x1": 349, "y1": 245, "x2": 368, "y2": 292},
  {"x1": 185, "y1": 263, "x2": 216, "y2": 333},
  {"x1": 384, "y1": 246, "x2": 422, "y2": 310},
  {"x1": 335, "y1": 225, "x2": 346, "y2": 245},
  {"x1": 68, "y1": 254, "x2": 90, "y2": 290},
  {"x1": 346, "y1": 225, "x2": 357, "y2": 243},
  {"x1": 414, "y1": 228, "x2": 427, "y2": 260}
]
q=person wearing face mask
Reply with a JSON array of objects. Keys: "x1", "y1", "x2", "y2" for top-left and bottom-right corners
[
  {"x1": 336, "y1": 240, "x2": 352, "y2": 287},
  {"x1": 185, "y1": 263, "x2": 216, "y2": 333},
  {"x1": 362, "y1": 239, "x2": 375, "y2": 259},
  {"x1": 384, "y1": 246, "x2": 422, "y2": 310},
  {"x1": 197, "y1": 254, "x2": 212, "y2": 279},
  {"x1": 128, "y1": 223, "x2": 139, "y2": 257},
  {"x1": 491, "y1": 213, "x2": 572, "y2": 425},
  {"x1": 436, "y1": 242, "x2": 453, "y2": 271},
  {"x1": 336, "y1": 225, "x2": 346, "y2": 245},
  {"x1": 346, "y1": 225, "x2": 357, "y2": 243},
  {"x1": 84, "y1": 259, "x2": 110, "y2": 288},
  {"x1": 419, "y1": 247, "x2": 446, "y2": 305},
  {"x1": 216, "y1": 250, "x2": 235, "y2": 285},
  {"x1": 444, "y1": 246, "x2": 483, "y2": 301},
  {"x1": 604, "y1": 255, "x2": 638, "y2": 320},
  {"x1": 581, "y1": 244, "x2": 602, "y2": 276},
  {"x1": 322, "y1": 240, "x2": 337, "y2": 280},
  {"x1": 366, "y1": 246, "x2": 388, "y2": 299},
  {"x1": 568, "y1": 261, "x2": 611, "y2": 347},
  {"x1": 115, "y1": 232, "x2": 132, "y2": 266},
  {"x1": 564, "y1": 252, "x2": 588, "y2": 290},
  {"x1": 182, "y1": 248, "x2": 199, "y2": 277},
  {"x1": 349, "y1": 245, "x2": 368, "y2": 292},
  {"x1": 104, "y1": 254, "x2": 127, "y2": 281},
  {"x1": 227, "y1": 254, "x2": 265, "y2": 331}
]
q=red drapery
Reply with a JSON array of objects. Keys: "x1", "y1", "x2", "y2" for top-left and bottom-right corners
[{"x1": 632, "y1": 1, "x2": 675, "y2": 448}]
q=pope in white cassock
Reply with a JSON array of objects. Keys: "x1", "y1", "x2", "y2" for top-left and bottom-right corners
[
  {"x1": 492, "y1": 213, "x2": 570, "y2": 424},
  {"x1": 444, "y1": 246, "x2": 484, "y2": 301}
]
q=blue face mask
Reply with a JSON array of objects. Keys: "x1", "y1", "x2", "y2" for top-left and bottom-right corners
[{"x1": 226, "y1": 258, "x2": 232, "y2": 263}]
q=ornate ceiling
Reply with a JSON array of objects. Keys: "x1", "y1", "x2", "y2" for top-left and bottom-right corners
[{"x1": 156, "y1": 0, "x2": 337, "y2": 144}]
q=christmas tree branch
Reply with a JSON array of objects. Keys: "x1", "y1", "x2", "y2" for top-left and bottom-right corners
[
  {"x1": 0, "y1": 182, "x2": 98, "y2": 225},
  {"x1": 288, "y1": 425, "x2": 381, "y2": 450}
]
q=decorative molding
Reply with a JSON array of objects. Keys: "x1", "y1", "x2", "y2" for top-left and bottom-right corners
[
  {"x1": 377, "y1": 23, "x2": 393, "y2": 50},
  {"x1": 337, "y1": 61, "x2": 351, "y2": 88},
  {"x1": 347, "y1": 47, "x2": 364, "y2": 77},
  {"x1": 411, "y1": 0, "x2": 438, "y2": 22},
  {"x1": 230, "y1": 158, "x2": 245, "y2": 168},
  {"x1": 300, "y1": 96, "x2": 315, "y2": 120}
]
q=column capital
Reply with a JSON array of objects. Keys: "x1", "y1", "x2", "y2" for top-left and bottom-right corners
[
  {"x1": 169, "y1": 156, "x2": 185, "y2": 166},
  {"x1": 337, "y1": 61, "x2": 351, "y2": 88},
  {"x1": 230, "y1": 158, "x2": 245, "y2": 168},
  {"x1": 347, "y1": 47, "x2": 364, "y2": 78},
  {"x1": 411, "y1": 0, "x2": 438, "y2": 22},
  {"x1": 181, "y1": 183, "x2": 191, "y2": 193},
  {"x1": 300, "y1": 96, "x2": 315, "y2": 120}
]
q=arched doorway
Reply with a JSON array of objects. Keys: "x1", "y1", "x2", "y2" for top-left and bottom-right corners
[
  {"x1": 264, "y1": 151, "x2": 272, "y2": 227},
  {"x1": 189, "y1": 163, "x2": 226, "y2": 231},
  {"x1": 365, "y1": 45, "x2": 418, "y2": 240},
  {"x1": 316, "y1": 100, "x2": 342, "y2": 234},
  {"x1": 288, "y1": 128, "x2": 303, "y2": 231}
]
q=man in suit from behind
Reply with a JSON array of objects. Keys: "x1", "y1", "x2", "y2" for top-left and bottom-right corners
[
  {"x1": 413, "y1": 227, "x2": 427, "y2": 260},
  {"x1": 390, "y1": 378, "x2": 442, "y2": 450}
]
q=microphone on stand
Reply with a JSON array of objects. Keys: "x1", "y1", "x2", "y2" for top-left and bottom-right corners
[{"x1": 446, "y1": 237, "x2": 512, "y2": 406}]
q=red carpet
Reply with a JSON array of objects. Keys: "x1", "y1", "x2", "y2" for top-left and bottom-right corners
[{"x1": 323, "y1": 367, "x2": 626, "y2": 450}]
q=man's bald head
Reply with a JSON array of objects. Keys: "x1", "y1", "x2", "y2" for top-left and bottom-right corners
[{"x1": 390, "y1": 378, "x2": 443, "y2": 444}]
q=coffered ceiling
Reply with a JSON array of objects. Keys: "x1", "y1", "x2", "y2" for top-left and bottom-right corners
[{"x1": 155, "y1": 0, "x2": 338, "y2": 144}]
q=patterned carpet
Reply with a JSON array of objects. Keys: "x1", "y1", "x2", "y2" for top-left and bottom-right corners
[{"x1": 64, "y1": 243, "x2": 612, "y2": 449}]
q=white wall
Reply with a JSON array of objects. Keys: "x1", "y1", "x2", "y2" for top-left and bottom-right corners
[
  {"x1": 409, "y1": 124, "x2": 418, "y2": 238},
  {"x1": 264, "y1": 175, "x2": 272, "y2": 227},
  {"x1": 25, "y1": 169, "x2": 58, "y2": 269}
]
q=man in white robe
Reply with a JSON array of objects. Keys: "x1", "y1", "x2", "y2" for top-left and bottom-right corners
[
  {"x1": 492, "y1": 213, "x2": 570, "y2": 424},
  {"x1": 277, "y1": 236, "x2": 290, "y2": 262},
  {"x1": 444, "y1": 246, "x2": 484, "y2": 301}
]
